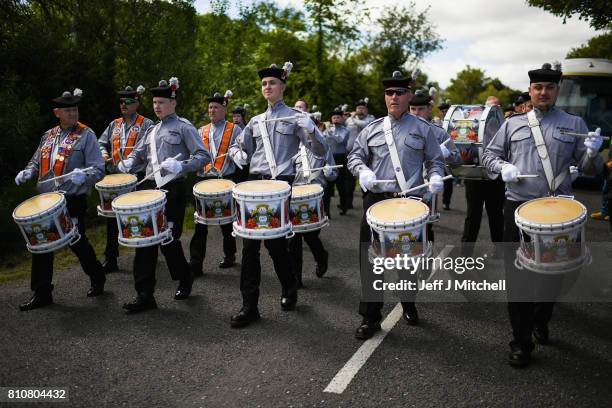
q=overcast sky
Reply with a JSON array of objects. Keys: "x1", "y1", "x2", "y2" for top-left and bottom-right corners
[{"x1": 194, "y1": 0, "x2": 601, "y2": 90}]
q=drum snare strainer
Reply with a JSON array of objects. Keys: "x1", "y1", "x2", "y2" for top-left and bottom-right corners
[{"x1": 514, "y1": 196, "x2": 589, "y2": 274}]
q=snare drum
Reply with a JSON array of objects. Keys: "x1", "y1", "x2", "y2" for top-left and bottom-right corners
[
  {"x1": 366, "y1": 198, "x2": 431, "y2": 259},
  {"x1": 112, "y1": 189, "x2": 173, "y2": 247},
  {"x1": 232, "y1": 180, "x2": 292, "y2": 240},
  {"x1": 290, "y1": 184, "x2": 328, "y2": 233},
  {"x1": 95, "y1": 173, "x2": 138, "y2": 217},
  {"x1": 13, "y1": 192, "x2": 80, "y2": 253},
  {"x1": 442, "y1": 104, "x2": 503, "y2": 179},
  {"x1": 515, "y1": 196, "x2": 588, "y2": 274},
  {"x1": 193, "y1": 179, "x2": 236, "y2": 225}
]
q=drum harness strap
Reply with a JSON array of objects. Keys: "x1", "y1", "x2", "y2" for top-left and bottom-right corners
[
  {"x1": 256, "y1": 117, "x2": 294, "y2": 179},
  {"x1": 527, "y1": 110, "x2": 568, "y2": 193},
  {"x1": 112, "y1": 115, "x2": 144, "y2": 164},
  {"x1": 383, "y1": 116, "x2": 420, "y2": 192},
  {"x1": 148, "y1": 122, "x2": 177, "y2": 188},
  {"x1": 201, "y1": 121, "x2": 234, "y2": 175}
]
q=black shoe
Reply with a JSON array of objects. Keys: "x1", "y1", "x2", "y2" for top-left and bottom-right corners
[
  {"x1": 174, "y1": 284, "x2": 192, "y2": 300},
  {"x1": 508, "y1": 346, "x2": 531, "y2": 367},
  {"x1": 355, "y1": 321, "x2": 381, "y2": 340},
  {"x1": 190, "y1": 262, "x2": 203, "y2": 277},
  {"x1": 280, "y1": 296, "x2": 297, "y2": 311},
  {"x1": 123, "y1": 295, "x2": 157, "y2": 314},
  {"x1": 315, "y1": 251, "x2": 329, "y2": 278},
  {"x1": 533, "y1": 325, "x2": 549, "y2": 345},
  {"x1": 219, "y1": 255, "x2": 236, "y2": 268},
  {"x1": 443, "y1": 204, "x2": 450, "y2": 211},
  {"x1": 87, "y1": 283, "x2": 105, "y2": 297},
  {"x1": 19, "y1": 292, "x2": 53, "y2": 311},
  {"x1": 402, "y1": 304, "x2": 419, "y2": 326},
  {"x1": 230, "y1": 307, "x2": 261, "y2": 328},
  {"x1": 102, "y1": 258, "x2": 119, "y2": 273}
]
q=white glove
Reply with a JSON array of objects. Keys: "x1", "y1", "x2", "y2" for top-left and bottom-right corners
[
  {"x1": 297, "y1": 112, "x2": 315, "y2": 133},
  {"x1": 323, "y1": 166, "x2": 334, "y2": 178},
  {"x1": 428, "y1": 174, "x2": 444, "y2": 194},
  {"x1": 15, "y1": 169, "x2": 33, "y2": 185},
  {"x1": 585, "y1": 127, "x2": 603, "y2": 157},
  {"x1": 232, "y1": 150, "x2": 248, "y2": 167},
  {"x1": 359, "y1": 168, "x2": 376, "y2": 191},
  {"x1": 161, "y1": 157, "x2": 182, "y2": 174},
  {"x1": 117, "y1": 158, "x2": 134, "y2": 173},
  {"x1": 440, "y1": 144, "x2": 450, "y2": 159},
  {"x1": 501, "y1": 163, "x2": 520, "y2": 182},
  {"x1": 569, "y1": 165, "x2": 579, "y2": 182},
  {"x1": 70, "y1": 168, "x2": 87, "y2": 186}
]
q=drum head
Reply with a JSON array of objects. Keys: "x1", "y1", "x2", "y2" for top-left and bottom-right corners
[
  {"x1": 113, "y1": 190, "x2": 165, "y2": 207},
  {"x1": 194, "y1": 179, "x2": 235, "y2": 193},
  {"x1": 369, "y1": 198, "x2": 429, "y2": 223},
  {"x1": 518, "y1": 197, "x2": 584, "y2": 224},
  {"x1": 14, "y1": 192, "x2": 63, "y2": 218},
  {"x1": 97, "y1": 173, "x2": 137, "y2": 186},
  {"x1": 235, "y1": 180, "x2": 288, "y2": 193},
  {"x1": 292, "y1": 184, "x2": 323, "y2": 197}
]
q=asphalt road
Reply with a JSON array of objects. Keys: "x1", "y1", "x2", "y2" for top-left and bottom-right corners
[{"x1": 1, "y1": 185, "x2": 611, "y2": 407}]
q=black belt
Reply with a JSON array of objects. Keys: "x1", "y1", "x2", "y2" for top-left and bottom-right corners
[
  {"x1": 368, "y1": 191, "x2": 408, "y2": 199},
  {"x1": 249, "y1": 173, "x2": 294, "y2": 184}
]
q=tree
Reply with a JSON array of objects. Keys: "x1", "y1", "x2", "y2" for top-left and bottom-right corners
[
  {"x1": 527, "y1": 0, "x2": 611, "y2": 30},
  {"x1": 567, "y1": 32, "x2": 612, "y2": 59},
  {"x1": 444, "y1": 66, "x2": 519, "y2": 106}
]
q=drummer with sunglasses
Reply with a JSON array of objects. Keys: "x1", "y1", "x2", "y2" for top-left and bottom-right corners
[
  {"x1": 98, "y1": 85, "x2": 154, "y2": 273},
  {"x1": 14, "y1": 89, "x2": 106, "y2": 311},
  {"x1": 347, "y1": 71, "x2": 445, "y2": 340},
  {"x1": 227, "y1": 62, "x2": 327, "y2": 328},
  {"x1": 482, "y1": 63, "x2": 604, "y2": 367}
]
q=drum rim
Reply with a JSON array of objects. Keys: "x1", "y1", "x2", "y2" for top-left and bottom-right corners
[
  {"x1": 13, "y1": 192, "x2": 65, "y2": 220},
  {"x1": 366, "y1": 198, "x2": 430, "y2": 228},
  {"x1": 233, "y1": 180, "x2": 291, "y2": 196},
  {"x1": 95, "y1": 173, "x2": 138, "y2": 189},
  {"x1": 112, "y1": 189, "x2": 166, "y2": 209},
  {"x1": 291, "y1": 183, "x2": 324, "y2": 197},
  {"x1": 515, "y1": 197, "x2": 587, "y2": 229},
  {"x1": 193, "y1": 178, "x2": 236, "y2": 195}
]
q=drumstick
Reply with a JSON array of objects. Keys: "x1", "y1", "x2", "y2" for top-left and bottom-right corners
[
  {"x1": 256, "y1": 115, "x2": 299, "y2": 123},
  {"x1": 137, "y1": 153, "x2": 182, "y2": 186},
  {"x1": 39, "y1": 166, "x2": 95, "y2": 184},
  {"x1": 371, "y1": 179, "x2": 396, "y2": 184},
  {"x1": 297, "y1": 164, "x2": 343, "y2": 173},
  {"x1": 400, "y1": 174, "x2": 454, "y2": 194},
  {"x1": 560, "y1": 130, "x2": 610, "y2": 141},
  {"x1": 516, "y1": 174, "x2": 539, "y2": 179}
]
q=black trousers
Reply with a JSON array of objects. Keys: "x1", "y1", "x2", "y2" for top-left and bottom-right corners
[
  {"x1": 359, "y1": 192, "x2": 423, "y2": 323},
  {"x1": 240, "y1": 174, "x2": 297, "y2": 308},
  {"x1": 326, "y1": 154, "x2": 351, "y2": 212},
  {"x1": 104, "y1": 172, "x2": 144, "y2": 261},
  {"x1": 504, "y1": 199, "x2": 560, "y2": 352},
  {"x1": 346, "y1": 171, "x2": 356, "y2": 209},
  {"x1": 189, "y1": 174, "x2": 238, "y2": 268},
  {"x1": 132, "y1": 179, "x2": 192, "y2": 296},
  {"x1": 461, "y1": 178, "x2": 505, "y2": 243},
  {"x1": 31, "y1": 194, "x2": 105, "y2": 294},
  {"x1": 288, "y1": 230, "x2": 327, "y2": 283},
  {"x1": 442, "y1": 177, "x2": 454, "y2": 206}
]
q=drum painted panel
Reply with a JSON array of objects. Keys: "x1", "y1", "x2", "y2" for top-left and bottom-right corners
[
  {"x1": 95, "y1": 174, "x2": 138, "y2": 217},
  {"x1": 193, "y1": 179, "x2": 236, "y2": 225},
  {"x1": 290, "y1": 184, "x2": 328, "y2": 233},
  {"x1": 112, "y1": 190, "x2": 172, "y2": 247}
]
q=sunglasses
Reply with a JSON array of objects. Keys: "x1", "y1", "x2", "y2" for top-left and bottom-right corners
[
  {"x1": 385, "y1": 88, "x2": 409, "y2": 97},
  {"x1": 120, "y1": 98, "x2": 137, "y2": 105}
]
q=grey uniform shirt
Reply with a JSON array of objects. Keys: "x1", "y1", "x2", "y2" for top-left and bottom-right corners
[
  {"x1": 347, "y1": 112, "x2": 445, "y2": 194},
  {"x1": 128, "y1": 113, "x2": 210, "y2": 179},
  {"x1": 482, "y1": 106, "x2": 603, "y2": 201},
  {"x1": 228, "y1": 100, "x2": 326, "y2": 177},
  {"x1": 324, "y1": 124, "x2": 351, "y2": 155},
  {"x1": 196, "y1": 119, "x2": 241, "y2": 178},
  {"x1": 293, "y1": 141, "x2": 338, "y2": 187},
  {"x1": 26, "y1": 125, "x2": 104, "y2": 196},
  {"x1": 98, "y1": 113, "x2": 153, "y2": 174},
  {"x1": 346, "y1": 114, "x2": 375, "y2": 152}
]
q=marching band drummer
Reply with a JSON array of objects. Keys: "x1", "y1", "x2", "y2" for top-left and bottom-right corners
[
  {"x1": 227, "y1": 62, "x2": 327, "y2": 328},
  {"x1": 189, "y1": 91, "x2": 242, "y2": 277},
  {"x1": 323, "y1": 107, "x2": 351, "y2": 216},
  {"x1": 118, "y1": 78, "x2": 210, "y2": 313},
  {"x1": 98, "y1": 85, "x2": 154, "y2": 273},
  {"x1": 347, "y1": 71, "x2": 445, "y2": 340},
  {"x1": 14, "y1": 89, "x2": 106, "y2": 311},
  {"x1": 289, "y1": 139, "x2": 338, "y2": 288},
  {"x1": 482, "y1": 63, "x2": 604, "y2": 367}
]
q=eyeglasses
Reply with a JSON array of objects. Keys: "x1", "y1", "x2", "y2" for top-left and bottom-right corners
[
  {"x1": 120, "y1": 98, "x2": 137, "y2": 105},
  {"x1": 385, "y1": 88, "x2": 409, "y2": 97}
]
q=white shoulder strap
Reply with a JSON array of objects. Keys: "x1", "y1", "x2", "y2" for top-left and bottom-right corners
[
  {"x1": 148, "y1": 123, "x2": 176, "y2": 188},
  {"x1": 257, "y1": 119, "x2": 278, "y2": 179},
  {"x1": 527, "y1": 110, "x2": 567, "y2": 192},
  {"x1": 382, "y1": 116, "x2": 421, "y2": 191}
]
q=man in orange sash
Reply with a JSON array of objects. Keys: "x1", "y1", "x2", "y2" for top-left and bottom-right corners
[
  {"x1": 189, "y1": 91, "x2": 242, "y2": 276},
  {"x1": 98, "y1": 86, "x2": 154, "y2": 272},
  {"x1": 15, "y1": 89, "x2": 106, "y2": 311}
]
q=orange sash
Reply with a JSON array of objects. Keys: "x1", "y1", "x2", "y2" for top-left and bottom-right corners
[
  {"x1": 39, "y1": 122, "x2": 87, "y2": 179},
  {"x1": 111, "y1": 114, "x2": 144, "y2": 164},
  {"x1": 201, "y1": 121, "x2": 234, "y2": 172}
]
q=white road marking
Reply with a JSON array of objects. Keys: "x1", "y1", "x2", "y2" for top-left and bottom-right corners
[{"x1": 324, "y1": 246, "x2": 453, "y2": 394}]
